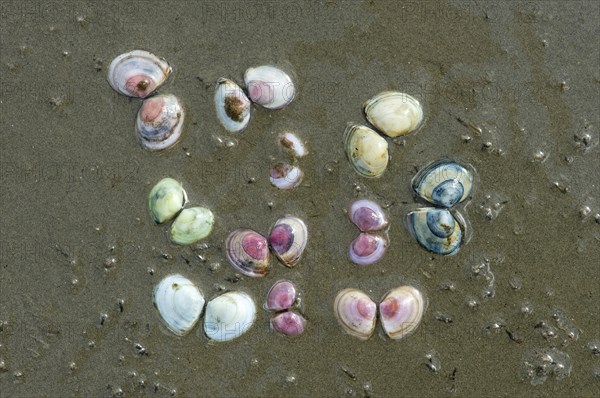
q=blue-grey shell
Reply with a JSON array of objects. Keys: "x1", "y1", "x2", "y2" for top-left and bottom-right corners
[
  {"x1": 407, "y1": 208, "x2": 462, "y2": 255},
  {"x1": 412, "y1": 160, "x2": 473, "y2": 208}
]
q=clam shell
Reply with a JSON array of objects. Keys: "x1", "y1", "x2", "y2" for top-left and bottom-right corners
[
  {"x1": 270, "y1": 162, "x2": 303, "y2": 189},
  {"x1": 348, "y1": 199, "x2": 388, "y2": 232},
  {"x1": 412, "y1": 160, "x2": 473, "y2": 208},
  {"x1": 214, "y1": 78, "x2": 251, "y2": 133},
  {"x1": 380, "y1": 285, "x2": 426, "y2": 340},
  {"x1": 170, "y1": 207, "x2": 214, "y2": 245},
  {"x1": 271, "y1": 311, "x2": 306, "y2": 337},
  {"x1": 225, "y1": 229, "x2": 270, "y2": 277},
  {"x1": 152, "y1": 274, "x2": 204, "y2": 336},
  {"x1": 333, "y1": 288, "x2": 377, "y2": 340},
  {"x1": 364, "y1": 91, "x2": 423, "y2": 137},
  {"x1": 278, "y1": 132, "x2": 307, "y2": 158},
  {"x1": 136, "y1": 94, "x2": 184, "y2": 151},
  {"x1": 244, "y1": 65, "x2": 295, "y2": 109},
  {"x1": 344, "y1": 125, "x2": 389, "y2": 178},
  {"x1": 107, "y1": 50, "x2": 171, "y2": 98},
  {"x1": 348, "y1": 233, "x2": 387, "y2": 266},
  {"x1": 148, "y1": 178, "x2": 187, "y2": 224},
  {"x1": 407, "y1": 208, "x2": 462, "y2": 255},
  {"x1": 268, "y1": 216, "x2": 307, "y2": 267},
  {"x1": 204, "y1": 291, "x2": 256, "y2": 342},
  {"x1": 265, "y1": 280, "x2": 297, "y2": 312}
]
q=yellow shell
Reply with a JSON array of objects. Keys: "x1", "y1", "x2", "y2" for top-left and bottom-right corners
[
  {"x1": 364, "y1": 92, "x2": 423, "y2": 137},
  {"x1": 344, "y1": 125, "x2": 389, "y2": 178}
]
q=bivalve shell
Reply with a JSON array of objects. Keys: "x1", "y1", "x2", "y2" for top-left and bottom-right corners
[
  {"x1": 348, "y1": 233, "x2": 387, "y2": 266},
  {"x1": 333, "y1": 288, "x2": 377, "y2": 341},
  {"x1": 204, "y1": 291, "x2": 256, "y2": 342},
  {"x1": 344, "y1": 125, "x2": 389, "y2": 178},
  {"x1": 380, "y1": 286, "x2": 426, "y2": 340},
  {"x1": 364, "y1": 91, "x2": 423, "y2": 137},
  {"x1": 270, "y1": 162, "x2": 303, "y2": 189},
  {"x1": 265, "y1": 280, "x2": 298, "y2": 312},
  {"x1": 152, "y1": 274, "x2": 204, "y2": 336},
  {"x1": 225, "y1": 229, "x2": 270, "y2": 277},
  {"x1": 348, "y1": 199, "x2": 388, "y2": 232},
  {"x1": 107, "y1": 50, "x2": 171, "y2": 98},
  {"x1": 148, "y1": 178, "x2": 187, "y2": 224},
  {"x1": 170, "y1": 207, "x2": 214, "y2": 245},
  {"x1": 136, "y1": 94, "x2": 184, "y2": 151},
  {"x1": 407, "y1": 208, "x2": 462, "y2": 255},
  {"x1": 412, "y1": 160, "x2": 473, "y2": 208},
  {"x1": 244, "y1": 65, "x2": 295, "y2": 109},
  {"x1": 268, "y1": 216, "x2": 308, "y2": 267},
  {"x1": 215, "y1": 78, "x2": 251, "y2": 133},
  {"x1": 270, "y1": 311, "x2": 306, "y2": 337}
]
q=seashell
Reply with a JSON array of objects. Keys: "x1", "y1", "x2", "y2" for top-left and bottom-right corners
[
  {"x1": 170, "y1": 207, "x2": 214, "y2": 245},
  {"x1": 214, "y1": 78, "x2": 251, "y2": 133},
  {"x1": 204, "y1": 291, "x2": 256, "y2": 342},
  {"x1": 348, "y1": 233, "x2": 387, "y2": 266},
  {"x1": 268, "y1": 216, "x2": 308, "y2": 267},
  {"x1": 271, "y1": 311, "x2": 306, "y2": 337},
  {"x1": 278, "y1": 132, "x2": 307, "y2": 158},
  {"x1": 148, "y1": 178, "x2": 187, "y2": 224},
  {"x1": 107, "y1": 50, "x2": 171, "y2": 98},
  {"x1": 407, "y1": 208, "x2": 462, "y2": 255},
  {"x1": 152, "y1": 274, "x2": 204, "y2": 336},
  {"x1": 225, "y1": 229, "x2": 270, "y2": 277},
  {"x1": 244, "y1": 65, "x2": 295, "y2": 109},
  {"x1": 363, "y1": 91, "x2": 423, "y2": 137},
  {"x1": 136, "y1": 94, "x2": 184, "y2": 151},
  {"x1": 344, "y1": 125, "x2": 389, "y2": 178},
  {"x1": 270, "y1": 162, "x2": 303, "y2": 189},
  {"x1": 265, "y1": 280, "x2": 297, "y2": 312},
  {"x1": 412, "y1": 160, "x2": 473, "y2": 208},
  {"x1": 333, "y1": 288, "x2": 377, "y2": 341},
  {"x1": 379, "y1": 285, "x2": 426, "y2": 340},
  {"x1": 348, "y1": 199, "x2": 388, "y2": 232}
]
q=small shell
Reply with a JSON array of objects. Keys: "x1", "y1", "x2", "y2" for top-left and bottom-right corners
[
  {"x1": 278, "y1": 132, "x2": 307, "y2": 158},
  {"x1": 364, "y1": 91, "x2": 423, "y2": 137},
  {"x1": 265, "y1": 280, "x2": 297, "y2": 312},
  {"x1": 225, "y1": 229, "x2": 270, "y2": 277},
  {"x1": 380, "y1": 285, "x2": 426, "y2": 340},
  {"x1": 412, "y1": 160, "x2": 473, "y2": 208},
  {"x1": 407, "y1": 208, "x2": 462, "y2": 255},
  {"x1": 344, "y1": 125, "x2": 389, "y2": 178},
  {"x1": 148, "y1": 178, "x2": 187, "y2": 224},
  {"x1": 348, "y1": 199, "x2": 388, "y2": 232},
  {"x1": 204, "y1": 291, "x2": 256, "y2": 342},
  {"x1": 268, "y1": 216, "x2": 308, "y2": 267},
  {"x1": 215, "y1": 78, "x2": 251, "y2": 133},
  {"x1": 270, "y1": 162, "x2": 303, "y2": 189},
  {"x1": 333, "y1": 288, "x2": 377, "y2": 341},
  {"x1": 170, "y1": 207, "x2": 214, "y2": 245},
  {"x1": 348, "y1": 233, "x2": 387, "y2": 266},
  {"x1": 136, "y1": 94, "x2": 184, "y2": 151},
  {"x1": 271, "y1": 311, "x2": 306, "y2": 337},
  {"x1": 244, "y1": 65, "x2": 295, "y2": 109},
  {"x1": 152, "y1": 274, "x2": 204, "y2": 336},
  {"x1": 107, "y1": 50, "x2": 171, "y2": 98}
]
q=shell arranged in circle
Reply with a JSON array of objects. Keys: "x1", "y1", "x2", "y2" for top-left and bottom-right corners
[
  {"x1": 363, "y1": 91, "x2": 423, "y2": 137},
  {"x1": 268, "y1": 216, "x2": 308, "y2": 267},
  {"x1": 244, "y1": 65, "x2": 295, "y2": 109},
  {"x1": 344, "y1": 124, "x2": 389, "y2": 178},
  {"x1": 379, "y1": 285, "x2": 426, "y2": 340},
  {"x1": 270, "y1": 311, "x2": 306, "y2": 337},
  {"x1": 214, "y1": 78, "x2": 251, "y2": 133},
  {"x1": 170, "y1": 207, "x2": 214, "y2": 245},
  {"x1": 152, "y1": 274, "x2": 204, "y2": 336},
  {"x1": 148, "y1": 178, "x2": 187, "y2": 224},
  {"x1": 333, "y1": 288, "x2": 377, "y2": 341},
  {"x1": 348, "y1": 199, "x2": 388, "y2": 232},
  {"x1": 407, "y1": 208, "x2": 462, "y2": 255},
  {"x1": 348, "y1": 233, "x2": 387, "y2": 266},
  {"x1": 412, "y1": 160, "x2": 473, "y2": 208},
  {"x1": 136, "y1": 94, "x2": 184, "y2": 151},
  {"x1": 204, "y1": 291, "x2": 256, "y2": 342},
  {"x1": 225, "y1": 228, "x2": 270, "y2": 277},
  {"x1": 108, "y1": 50, "x2": 171, "y2": 98},
  {"x1": 265, "y1": 280, "x2": 298, "y2": 312}
]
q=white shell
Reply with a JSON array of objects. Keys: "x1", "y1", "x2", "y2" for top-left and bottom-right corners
[
  {"x1": 344, "y1": 124, "x2": 389, "y2": 178},
  {"x1": 244, "y1": 65, "x2": 295, "y2": 109},
  {"x1": 379, "y1": 286, "x2": 426, "y2": 340},
  {"x1": 278, "y1": 132, "x2": 307, "y2": 158},
  {"x1": 204, "y1": 291, "x2": 256, "y2": 342},
  {"x1": 270, "y1": 162, "x2": 303, "y2": 189},
  {"x1": 364, "y1": 92, "x2": 423, "y2": 137},
  {"x1": 107, "y1": 50, "x2": 171, "y2": 98},
  {"x1": 136, "y1": 94, "x2": 184, "y2": 151},
  {"x1": 152, "y1": 274, "x2": 204, "y2": 336},
  {"x1": 333, "y1": 288, "x2": 377, "y2": 341},
  {"x1": 214, "y1": 78, "x2": 251, "y2": 133}
]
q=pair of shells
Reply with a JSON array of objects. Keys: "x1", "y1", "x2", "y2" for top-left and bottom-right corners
[
  {"x1": 148, "y1": 178, "x2": 214, "y2": 245},
  {"x1": 334, "y1": 286, "x2": 426, "y2": 341},
  {"x1": 225, "y1": 216, "x2": 308, "y2": 277},
  {"x1": 153, "y1": 274, "x2": 256, "y2": 342},
  {"x1": 347, "y1": 199, "x2": 389, "y2": 266},
  {"x1": 107, "y1": 50, "x2": 184, "y2": 151},
  {"x1": 265, "y1": 280, "x2": 306, "y2": 337},
  {"x1": 215, "y1": 65, "x2": 295, "y2": 133},
  {"x1": 345, "y1": 91, "x2": 424, "y2": 178},
  {"x1": 407, "y1": 160, "x2": 473, "y2": 255}
]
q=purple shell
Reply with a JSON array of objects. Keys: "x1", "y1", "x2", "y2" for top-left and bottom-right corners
[
  {"x1": 348, "y1": 199, "x2": 388, "y2": 232},
  {"x1": 348, "y1": 233, "x2": 387, "y2": 266},
  {"x1": 225, "y1": 228, "x2": 270, "y2": 277},
  {"x1": 268, "y1": 216, "x2": 307, "y2": 267},
  {"x1": 265, "y1": 280, "x2": 297, "y2": 312},
  {"x1": 270, "y1": 311, "x2": 306, "y2": 337}
]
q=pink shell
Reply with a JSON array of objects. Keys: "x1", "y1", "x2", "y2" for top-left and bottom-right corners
[
  {"x1": 265, "y1": 280, "x2": 297, "y2": 312},
  {"x1": 271, "y1": 311, "x2": 306, "y2": 337},
  {"x1": 349, "y1": 199, "x2": 388, "y2": 232}
]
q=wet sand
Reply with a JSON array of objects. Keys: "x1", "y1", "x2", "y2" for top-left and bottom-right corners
[{"x1": 1, "y1": 1, "x2": 599, "y2": 397}]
